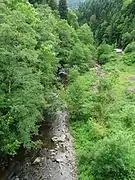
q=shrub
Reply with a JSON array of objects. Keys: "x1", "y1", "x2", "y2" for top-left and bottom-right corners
[
  {"x1": 67, "y1": 72, "x2": 115, "y2": 121},
  {"x1": 123, "y1": 52, "x2": 135, "y2": 65},
  {"x1": 67, "y1": 72, "x2": 96, "y2": 120},
  {"x1": 124, "y1": 41, "x2": 135, "y2": 53},
  {"x1": 69, "y1": 42, "x2": 95, "y2": 72},
  {"x1": 97, "y1": 44, "x2": 116, "y2": 64},
  {"x1": 91, "y1": 132, "x2": 135, "y2": 180}
]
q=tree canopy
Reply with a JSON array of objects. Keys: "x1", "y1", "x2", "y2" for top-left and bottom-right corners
[
  {"x1": 0, "y1": 0, "x2": 95, "y2": 155},
  {"x1": 78, "y1": 0, "x2": 135, "y2": 48}
]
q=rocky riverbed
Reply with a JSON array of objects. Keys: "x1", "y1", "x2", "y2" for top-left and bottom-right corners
[{"x1": 0, "y1": 111, "x2": 77, "y2": 180}]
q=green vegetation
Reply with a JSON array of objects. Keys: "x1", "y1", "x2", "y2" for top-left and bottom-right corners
[
  {"x1": 58, "y1": 0, "x2": 68, "y2": 19},
  {"x1": 0, "y1": 0, "x2": 135, "y2": 179},
  {"x1": 0, "y1": 0, "x2": 59, "y2": 155},
  {"x1": 0, "y1": 0, "x2": 95, "y2": 155},
  {"x1": 65, "y1": 0, "x2": 135, "y2": 179},
  {"x1": 68, "y1": 61, "x2": 135, "y2": 179},
  {"x1": 78, "y1": 0, "x2": 135, "y2": 48},
  {"x1": 97, "y1": 44, "x2": 117, "y2": 64}
]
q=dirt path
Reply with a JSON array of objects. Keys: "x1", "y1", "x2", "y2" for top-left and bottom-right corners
[{"x1": 1, "y1": 111, "x2": 77, "y2": 180}]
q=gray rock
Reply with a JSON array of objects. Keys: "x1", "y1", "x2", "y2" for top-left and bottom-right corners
[
  {"x1": 129, "y1": 76, "x2": 135, "y2": 81},
  {"x1": 127, "y1": 86, "x2": 135, "y2": 92},
  {"x1": 15, "y1": 177, "x2": 19, "y2": 180},
  {"x1": 32, "y1": 157, "x2": 41, "y2": 165}
]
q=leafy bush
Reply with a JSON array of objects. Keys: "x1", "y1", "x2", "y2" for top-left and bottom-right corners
[
  {"x1": 97, "y1": 44, "x2": 116, "y2": 64},
  {"x1": 67, "y1": 73, "x2": 95, "y2": 120},
  {"x1": 123, "y1": 52, "x2": 135, "y2": 65},
  {"x1": 68, "y1": 66, "x2": 80, "y2": 83},
  {"x1": 97, "y1": 44, "x2": 112, "y2": 57},
  {"x1": 99, "y1": 53, "x2": 117, "y2": 65},
  {"x1": 124, "y1": 41, "x2": 135, "y2": 53},
  {"x1": 91, "y1": 132, "x2": 135, "y2": 180},
  {"x1": 70, "y1": 60, "x2": 135, "y2": 179},
  {"x1": 67, "y1": 72, "x2": 115, "y2": 121},
  {"x1": 122, "y1": 32, "x2": 133, "y2": 48},
  {"x1": 57, "y1": 20, "x2": 96, "y2": 71},
  {"x1": 69, "y1": 42, "x2": 95, "y2": 72},
  {"x1": 67, "y1": 10, "x2": 79, "y2": 29},
  {"x1": 76, "y1": 24, "x2": 94, "y2": 46}
]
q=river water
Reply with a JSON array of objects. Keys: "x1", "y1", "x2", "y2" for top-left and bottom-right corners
[{"x1": 0, "y1": 111, "x2": 77, "y2": 180}]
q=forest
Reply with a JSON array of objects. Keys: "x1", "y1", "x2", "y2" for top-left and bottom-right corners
[{"x1": 0, "y1": 0, "x2": 135, "y2": 179}]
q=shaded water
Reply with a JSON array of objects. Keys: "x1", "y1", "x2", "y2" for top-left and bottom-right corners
[
  {"x1": 0, "y1": 120, "x2": 56, "y2": 180},
  {"x1": 0, "y1": 111, "x2": 77, "y2": 180}
]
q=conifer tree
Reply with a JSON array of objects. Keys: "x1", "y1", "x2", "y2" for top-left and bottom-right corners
[{"x1": 58, "y1": 0, "x2": 68, "y2": 19}]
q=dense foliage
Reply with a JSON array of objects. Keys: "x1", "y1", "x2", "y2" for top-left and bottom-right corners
[
  {"x1": 1, "y1": 0, "x2": 135, "y2": 180},
  {"x1": 64, "y1": 1, "x2": 135, "y2": 179},
  {"x1": 78, "y1": 0, "x2": 135, "y2": 48},
  {"x1": 67, "y1": 60, "x2": 135, "y2": 179},
  {"x1": 0, "y1": 0, "x2": 59, "y2": 155},
  {"x1": 29, "y1": 0, "x2": 57, "y2": 10},
  {"x1": 58, "y1": 0, "x2": 68, "y2": 19},
  {"x1": 0, "y1": 0, "x2": 95, "y2": 155}
]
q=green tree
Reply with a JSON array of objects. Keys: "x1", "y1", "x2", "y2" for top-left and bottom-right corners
[
  {"x1": 67, "y1": 10, "x2": 79, "y2": 29},
  {"x1": 69, "y1": 42, "x2": 95, "y2": 72},
  {"x1": 48, "y1": 0, "x2": 57, "y2": 10},
  {"x1": 0, "y1": 0, "x2": 59, "y2": 155},
  {"x1": 0, "y1": 0, "x2": 45, "y2": 154},
  {"x1": 97, "y1": 44, "x2": 116, "y2": 64},
  {"x1": 77, "y1": 24, "x2": 94, "y2": 45},
  {"x1": 78, "y1": 0, "x2": 135, "y2": 48},
  {"x1": 57, "y1": 20, "x2": 78, "y2": 66},
  {"x1": 122, "y1": 32, "x2": 132, "y2": 48},
  {"x1": 58, "y1": 0, "x2": 68, "y2": 19},
  {"x1": 124, "y1": 41, "x2": 135, "y2": 53}
]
